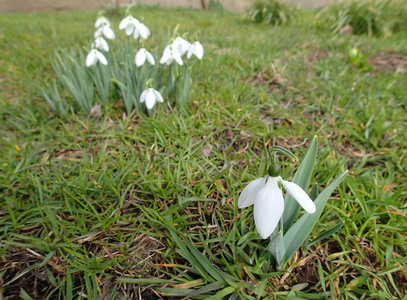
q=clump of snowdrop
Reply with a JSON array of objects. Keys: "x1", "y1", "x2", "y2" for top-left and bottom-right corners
[
  {"x1": 238, "y1": 141, "x2": 348, "y2": 268},
  {"x1": 43, "y1": 12, "x2": 204, "y2": 115}
]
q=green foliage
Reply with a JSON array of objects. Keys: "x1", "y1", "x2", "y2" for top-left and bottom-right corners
[
  {"x1": 315, "y1": 0, "x2": 407, "y2": 36},
  {"x1": 1, "y1": 6, "x2": 406, "y2": 300},
  {"x1": 44, "y1": 18, "x2": 201, "y2": 114},
  {"x1": 246, "y1": 0, "x2": 297, "y2": 25},
  {"x1": 348, "y1": 47, "x2": 373, "y2": 71}
]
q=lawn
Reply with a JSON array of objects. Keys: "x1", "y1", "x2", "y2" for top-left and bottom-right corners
[{"x1": 0, "y1": 4, "x2": 406, "y2": 299}]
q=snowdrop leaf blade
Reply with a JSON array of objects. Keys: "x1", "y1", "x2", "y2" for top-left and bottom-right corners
[
  {"x1": 307, "y1": 220, "x2": 344, "y2": 248},
  {"x1": 283, "y1": 171, "x2": 348, "y2": 263},
  {"x1": 267, "y1": 230, "x2": 285, "y2": 268},
  {"x1": 254, "y1": 180, "x2": 284, "y2": 239},
  {"x1": 238, "y1": 177, "x2": 266, "y2": 208},
  {"x1": 282, "y1": 136, "x2": 318, "y2": 233},
  {"x1": 281, "y1": 180, "x2": 316, "y2": 214}
]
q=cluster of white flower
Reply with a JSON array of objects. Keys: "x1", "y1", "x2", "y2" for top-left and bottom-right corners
[
  {"x1": 85, "y1": 15, "x2": 204, "y2": 111},
  {"x1": 160, "y1": 37, "x2": 204, "y2": 65},
  {"x1": 86, "y1": 17, "x2": 115, "y2": 67}
]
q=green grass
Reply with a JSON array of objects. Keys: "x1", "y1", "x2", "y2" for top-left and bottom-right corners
[{"x1": 1, "y1": 4, "x2": 406, "y2": 299}]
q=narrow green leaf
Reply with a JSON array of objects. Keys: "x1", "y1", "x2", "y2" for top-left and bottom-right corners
[
  {"x1": 307, "y1": 220, "x2": 344, "y2": 248},
  {"x1": 283, "y1": 171, "x2": 348, "y2": 262},
  {"x1": 283, "y1": 136, "x2": 318, "y2": 233}
]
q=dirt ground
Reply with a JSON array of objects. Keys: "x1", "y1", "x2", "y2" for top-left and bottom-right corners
[{"x1": 0, "y1": 0, "x2": 335, "y2": 14}]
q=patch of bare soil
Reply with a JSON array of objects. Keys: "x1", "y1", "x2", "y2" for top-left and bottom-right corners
[
  {"x1": 369, "y1": 52, "x2": 407, "y2": 74},
  {"x1": 246, "y1": 65, "x2": 287, "y2": 93}
]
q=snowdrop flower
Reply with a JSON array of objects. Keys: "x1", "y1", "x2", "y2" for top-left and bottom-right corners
[
  {"x1": 172, "y1": 37, "x2": 191, "y2": 56},
  {"x1": 92, "y1": 37, "x2": 109, "y2": 52},
  {"x1": 187, "y1": 41, "x2": 204, "y2": 60},
  {"x1": 119, "y1": 15, "x2": 140, "y2": 36},
  {"x1": 133, "y1": 23, "x2": 150, "y2": 40},
  {"x1": 86, "y1": 49, "x2": 108, "y2": 67},
  {"x1": 95, "y1": 17, "x2": 110, "y2": 28},
  {"x1": 135, "y1": 48, "x2": 155, "y2": 67},
  {"x1": 94, "y1": 25, "x2": 115, "y2": 40},
  {"x1": 160, "y1": 45, "x2": 183, "y2": 65},
  {"x1": 140, "y1": 88, "x2": 163, "y2": 109},
  {"x1": 238, "y1": 175, "x2": 316, "y2": 239}
]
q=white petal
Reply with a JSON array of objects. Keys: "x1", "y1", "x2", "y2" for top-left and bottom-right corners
[
  {"x1": 187, "y1": 45, "x2": 194, "y2": 59},
  {"x1": 253, "y1": 179, "x2": 284, "y2": 239},
  {"x1": 119, "y1": 18, "x2": 130, "y2": 30},
  {"x1": 133, "y1": 28, "x2": 140, "y2": 39},
  {"x1": 86, "y1": 51, "x2": 97, "y2": 67},
  {"x1": 97, "y1": 37, "x2": 109, "y2": 52},
  {"x1": 238, "y1": 177, "x2": 267, "y2": 208},
  {"x1": 281, "y1": 180, "x2": 316, "y2": 214},
  {"x1": 153, "y1": 90, "x2": 163, "y2": 103},
  {"x1": 138, "y1": 24, "x2": 150, "y2": 39},
  {"x1": 103, "y1": 26, "x2": 115, "y2": 39},
  {"x1": 140, "y1": 90, "x2": 148, "y2": 103},
  {"x1": 173, "y1": 50, "x2": 183, "y2": 65},
  {"x1": 94, "y1": 28, "x2": 103, "y2": 38},
  {"x1": 95, "y1": 50, "x2": 107, "y2": 65},
  {"x1": 160, "y1": 49, "x2": 171, "y2": 64},
  {"x1": 126, "y1": 24, "x2": 134, "y2": 36},
  {"x1": 146, "y1": 51, "x2": 155, "y2": 65},
  {"x1": 145, "y1": 90, "x2": 156, "y2": 109},
  {"x1": 135, "y1": 51, "x2": 146, "y2": 67},
  {"x1": 194, "y1": 42, "x2": 204, "y2": 59},
  {"x1": 131, "y1": 18, "x2": 141, "y2": 27}
]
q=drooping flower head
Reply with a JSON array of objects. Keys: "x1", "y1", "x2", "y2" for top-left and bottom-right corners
[
  {"x1": 135, "y1": 48, "x2": 155, "y2": 67},
  {"x1": 119, "y1": 15, "x2": 141, "y2": 36},
  {"x1": 160, "y1": 45, "x2": 183, "y2": 66},
  {"x1": 187, "y1": 41, "x2": 204, "y2": 60},
  {"x1": 92, "y1": 37, "x2": 109, "y2": 52},
  {"x1": 95, "y1": 17, "x2": 111, "y2": 28},
  {"x1": 172, "y1": 37, "x2": 191, "y2": 56},
  {"x1": 238, "y1": 164, "x2": 316, "y2": 239},
  {"x1": 94, "y1": 24, "x2": 115, "y2": 40},
  {"x1": 140, "y1": 88, "x2": 163, "y2": 109},
  {"x1": 86, "y1": 49, "x2": 108, "y2": 67},
  {"x1": 133, "y1": 23, "x2": 150, "y2": 40}
]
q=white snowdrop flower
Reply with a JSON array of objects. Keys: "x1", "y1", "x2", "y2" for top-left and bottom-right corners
[
  {"x1": 94, "y1": 25, "x2": 115, "y2": 40},
  {"x1": 86, "y1": 49, "x2": 108, "y2": 67},
  {"x1": 238, "y1": 175, "x2": 316, "y2": 239},
  {"x1": 92, "y1": 37, "x2": 109, "y2": 52},
  {"x1": 133, "y1": 23, "x2": 150, "y2": 40},
  {"x1": 140, "y1": 88, "x2": 163, "y2": 109},
  {"x1": 160, "y1": 45, "x2": 183, "y2": 66},
  {"x1": 135, "y1": 48, "x2": 155, "y2": 67},
  {"x1": 95, "y1": 17, "x2": 110, "y2": 28},
  {"x1": 187, "y1": 41, "x2": 204, "y2": 60},
  {"x1": 172, "y1": 37, "x2": 191, "y2": 56},
  {"x1": 119, "y1": 15, "x2": 140, "y2": 36}
]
